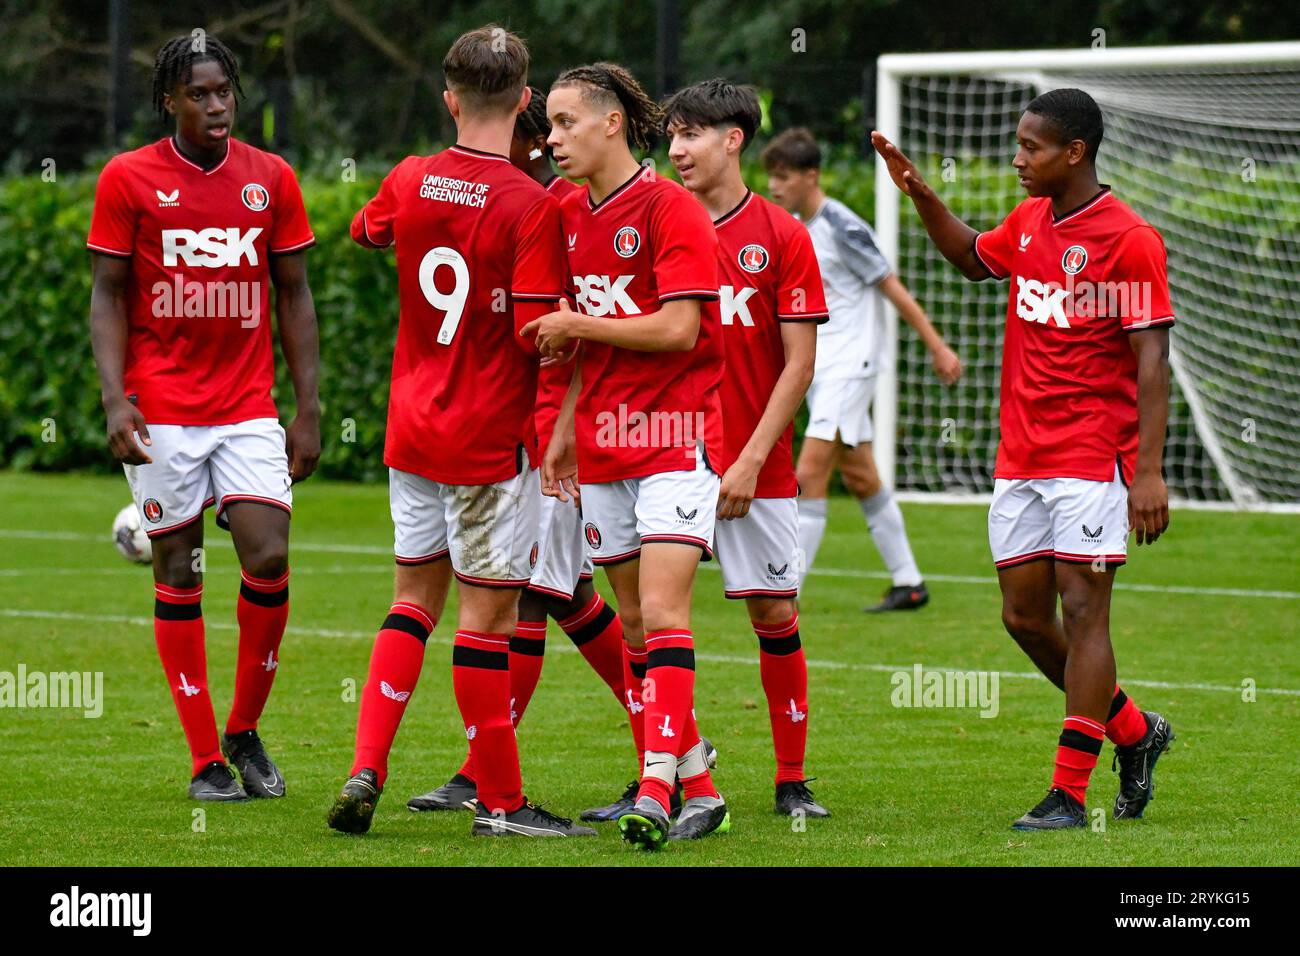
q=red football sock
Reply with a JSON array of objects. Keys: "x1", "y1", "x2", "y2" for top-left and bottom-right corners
[
  {"x1": 622, "y1": 643, "x2": 648, "y2": 771},
  {"x1": 452, "y1": 630, "x2": 523, "y2": 814},
  {"x1": 1105, "y1": 685, "x2": 1148, "y2": 747},
  {"x1": 755, "y1": 614, "x2": 809, "y2": 785},
  {"x1": 636, "y1": 628, "x2": 696, "y2": 809},
  {"x1": 457, "y1": 619, "x2": 547, "y2": 784},
  {"x1": 508, "y1": 619, "x2": 547, "y2": 727},
  {"x1": 226, "y1": 568, "x2": 290, "y2": 736},
  {"x1": 557, "y1": 592, "x2": 625, "y2": 703},
  {"x1": 1052, "y1": 715, "x2": 1106, "y2": 805},
  {"x1": 351, "y1": 602, "x2": 435, "y2": 788},
  {"x1": 154, "y1": 582, "x2": 221, "y2": 776}
]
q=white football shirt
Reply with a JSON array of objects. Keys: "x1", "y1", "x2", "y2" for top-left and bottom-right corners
[{"x1": 800, "y1": 197, "x2": 891, "y2": 379}]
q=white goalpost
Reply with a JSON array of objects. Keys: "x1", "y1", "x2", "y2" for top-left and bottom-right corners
[{"x1": 873, "y1": 41, "x2": 1300, "y2": 512}]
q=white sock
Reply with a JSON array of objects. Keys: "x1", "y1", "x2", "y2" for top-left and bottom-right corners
[
  {"x1": 796, "y1": 498, "x2": 828, "y2": 587},
  {"x1": 860, "y1": 489, "x2": 923, "y2": 587}
]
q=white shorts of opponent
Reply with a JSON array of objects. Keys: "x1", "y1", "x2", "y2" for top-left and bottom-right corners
[{"x1": 803, "y1": 375, "x2": 875, "y2": 446}]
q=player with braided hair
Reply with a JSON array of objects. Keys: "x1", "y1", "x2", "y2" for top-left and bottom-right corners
[
  {"x1": 87, "y1": 32, "x2": 319, "y2": 801},
  {"x1": 522, "y1": 62, "x2": 729, "y2": 848}
]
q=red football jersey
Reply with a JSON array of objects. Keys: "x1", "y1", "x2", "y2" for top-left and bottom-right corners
[
  {"x1": 352, "y1": 145, "x2": 565, "y2": 485},
  {"x1": 561, "y1": 169, "x2": 723, "y2": 483},
  {"x1": 535, "y1": 175, "x2": 584, "y2": 457},
  {"x1": 974, "y1": 187, "x2": 1175, "y2": 484},
  {"x1": 86, "y1": 136, "x2": 315, "y2": 425},
  {"x1": 713, "y1": 191, "x2": 828, "y2": 498}
]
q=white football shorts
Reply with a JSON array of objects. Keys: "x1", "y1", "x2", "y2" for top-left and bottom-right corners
[
  {"x1": 988, "y1": 464, "x2": 1130, "y2": 570},
  {"x1": 580, "y1": 454, "x2": 720, "y2": 565},
  {"x1": 389, "y1": 465, "x2": 541, "y2": 587},
  {"x1": 804, "y1": 374, "x2": 876, "y2": 446},
  {"x1": 714, "y1": 497, "x2": 800, "y2": 598},
  {"x1": 123, "y1": 417, "x2": 292, "y2": 538},
  {"x1": 528, "y1": 493, "x2": 595, "y2": 601}
]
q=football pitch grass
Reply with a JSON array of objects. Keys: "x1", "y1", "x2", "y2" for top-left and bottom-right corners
[{"x1": 1, "y1": 471, "x2": 1296, "y2": 867}]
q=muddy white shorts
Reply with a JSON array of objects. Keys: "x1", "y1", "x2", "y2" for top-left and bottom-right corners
[
  {"x1": 804, "y1": 375, "x2": 875, "y2": 446},
  {"x1": 714, "y1": 497, "x2": 800, "y2": 598},
  {"x1": 390, "y1": 465, "x2": 541, "y2": 587},
  {"x1": 528, "y1": 493, "x2": 595, "y2": 601},
  {"x1": 580, "y1": 455, "x2": 720, "y2": 565},
  {"x1": 988, "y1": 464, "x2": 1129, "y2": 569},
  {"x1": 123, "y1": 417, "x2": 292, "y2": 538}
]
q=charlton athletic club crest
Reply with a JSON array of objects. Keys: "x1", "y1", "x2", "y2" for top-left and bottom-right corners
[
  {"x1": 142, "y1": 498, "x2": 164, "y2": 524},
  {"x1": 614, "y1": 226, "x2": 640, "y2": 258},
  {"x1": 241, "y1": 183, "x2": 270, "y2": 212},
  {"x1": 738, "y1": 243, "x2": 769, "y2": 273},
  {"x1": 1061, "y1": 244, "x2": 1088, "y2": 275},
  {"x1": 584, "y1": 522, "x2": 602, "y2": 549}
]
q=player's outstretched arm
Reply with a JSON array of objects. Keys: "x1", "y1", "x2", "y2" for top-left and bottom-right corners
[
  {"x1": 877, "y1": 274, "x2": 962, "y2": 384},
  {"x1": 89, "y1": 253, "x2": 152, "y2": 465},
  {"x1": 1128, "y1": 327, "x2": 1171, "y2": 545},
  {"x1": 871, "y1": 131, "x2": 989, "y2": 281},
  {"x1": 271, "y1": 252, "x2": 321, "y2": 483}
]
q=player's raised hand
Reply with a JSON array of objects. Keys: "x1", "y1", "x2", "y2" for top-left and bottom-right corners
[
  {"x1": 521, "y1": 299, "x2": 582, "y2": 357},
  {"x1": 1128, "y1": 471, "x2": 1169, "y2": 546},
  {"x1": 871, "y1": 131, "x2": 933, "y2": 200},
  {"x1": 105, "y1": 397, "x2": 152, "y2": 465},
  {"x1": 931, "y1": 343, "x2": 963, "y2": 385},
  {"x1": 285, "y1": 413, "x2": 321, "y2": 483},
  {"x1": 542, "y1": 426, "x2": 581, "y2": 505}
]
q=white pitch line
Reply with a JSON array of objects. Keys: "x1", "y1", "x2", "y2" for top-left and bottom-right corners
[
  {"x1": 3, "y1": 607, "x2": 1296, "y2": 698},
  {"x1": 1, "y1": 527, "x2": 1297, "y2": 602},
  {"x1": 3, "y1": 561, "x2": 1298, "y2": 603}
]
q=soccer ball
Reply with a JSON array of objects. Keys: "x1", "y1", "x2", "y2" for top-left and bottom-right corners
[{"x1": 112, "y1": 504, "x2": 152, "y2": 564}]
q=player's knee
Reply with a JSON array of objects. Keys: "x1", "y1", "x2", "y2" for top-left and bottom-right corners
[
  {"x1": 747, "y1": 596, "x2": 796, "y2": 627},
  {"x1": 638, "y1": 596, "x2": 687, "y2": 634},
  {"x1": 1001, "y1": 606, "x2": 1053, "y2": 642},
  {"x1": 1058, "y1": 588, "x2": 1101, "y2": 633},
  {"x1": 241, "y1": 542, "x2": 288, "y2": 581},
  {"x1": 617, "y1": 606, "x2": 644, "y2": 643},
  {"x1": 154, "y1": 542, "x2": 200, "y2": 589},
  {"x1": 518, "y1": 588, "x2": 549, "y2": 623}
]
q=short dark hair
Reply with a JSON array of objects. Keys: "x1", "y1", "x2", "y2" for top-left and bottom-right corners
[
  {"x1": 761, "y1": 127, "x2": 821, "y2": 172},
  {"x1": 1025, "y1": 88, "x2": 1104, "y2": 162},
  {"x1": 661, "y1": 78, "x2": 762, "y2": 151},
  {"x1": 552, "y1": 62, "x2": 662, "y2": 152},
  {"x1": 152, "y1": 33, "x2": 243, "y2": 120},
  {"x1": 443, "y1": 25, "x2": 529, "y2": 115}
]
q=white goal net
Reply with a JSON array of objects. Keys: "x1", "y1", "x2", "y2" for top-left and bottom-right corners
[{"x1": 873, "y1": 42, "x2": 1300, "y2": 510}]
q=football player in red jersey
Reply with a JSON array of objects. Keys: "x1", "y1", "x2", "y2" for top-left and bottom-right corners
[
  {"x1": 873, "y1": 88, "x2": 1175, "y2": 829},
  {"x1": 664, "y1": 79, "x2": 832, "y2": 819},
  {"x1": 523, "y1": 62, "x2": 728, "y2": 848},
  {"x1": 88, "y1": 34, "x2": 319, "y2": 802},
  {"x1": 328, "y1": 27, "x2": 594, "y2": 838},
  {"x1": 407, "y1": 87, "x2": 637, "y2": 818}
]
